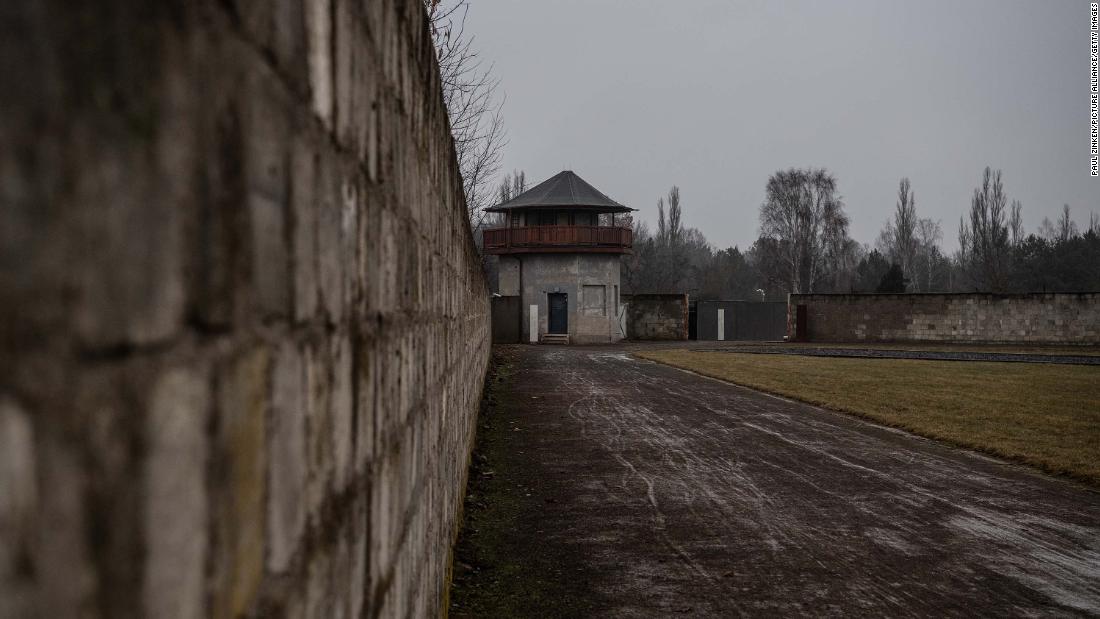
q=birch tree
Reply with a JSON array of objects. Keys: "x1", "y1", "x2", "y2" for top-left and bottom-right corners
[
  {"x1": 758, "y1": 168, "x2": 848, "y2": 293},
  {"x1": 914, "y1": 218, "x2": 943, "y2": 292}
]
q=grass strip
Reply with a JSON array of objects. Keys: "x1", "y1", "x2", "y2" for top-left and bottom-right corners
[{"x1": 636, "y1": 349, "x2": 1100, "y2": 486}]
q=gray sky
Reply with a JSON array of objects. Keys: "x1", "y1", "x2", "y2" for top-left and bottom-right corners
[{"x1": 467, "y1": 0, "x2": 1098, "y2": 251}]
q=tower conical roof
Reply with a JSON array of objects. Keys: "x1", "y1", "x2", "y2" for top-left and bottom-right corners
[{"x1": 485, "y1": 171, "x2": 633, "y2": 213}]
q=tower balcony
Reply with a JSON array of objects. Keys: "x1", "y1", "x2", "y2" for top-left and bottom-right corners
[{"x1": 483, "y1": 225, "x2": 633, "y2": 255}]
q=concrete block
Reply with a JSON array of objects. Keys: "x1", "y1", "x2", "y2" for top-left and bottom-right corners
[
  {"x1": 376, "y1": 207, "x2": 399, "y2": 313},
  {"x1": 350, "y1": 500, "x2": 368, "y2": 619},
  {"x1": 331, "y1": 333, "x2": 354, "y2": 491},
  {"x1": 35, "y1": 438, "x2": 96, "y2": 617},
  {"x1": 340, "y1": 179, "x2": 361, "y2": 322},
  {"x1": 242, "y1": 72, "x2": 291, "y2": 319},
  {"x1": 213, "y1": 348, "x2": 269, "y2": 619},
  {"x1": 249, "y1": 193, "x2": 289, "y2": 318},
  {"x1": 305, "y1": 0, "x2": 334, "y2": 129},
  {"x1": 355, "y1": 336, "x2": 377, "y2": 475},
  {"x1": 334, "y1": 0, "x2": 371, "y2": 159},
  {"x1": 144, "y1": 368, "x2": 210, "y2": 619},
  {"x1": 232, "y1": 0, "x2": 275, "y2": 51},
  {"x1": 305, "y1": 547, "x2": 334, "y2": 619},
  {"x1": 0, "y1": 397, "x2": 36, "y2": 619},
  {"x1": 317, "y1": 155, "x2": 344, "y2": 323},
  {"x1": 330, "y1": 522, "x2": 354, "y2": 619},
  {"x1": 71, "y1": 139, "x2": 186, "y2": 348},
  {"x1": 290, "y1": 134, "x2": 320, "y2": 322},
  {"x1": 267, "y1": 341, "x2": 308, "y2": 573},
  {"x1": 272, "y1": 0, "x2": 310, "y2": 86},
  {"x1": 369, "y1": 449, "x2": 400, "y2": 598},
  {"x1": 306, "y1": 337, "x2": 334, "y2": 523}
]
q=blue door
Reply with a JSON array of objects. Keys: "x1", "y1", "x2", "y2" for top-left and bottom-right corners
[{"x1": 549, "y1": 293, "x2": 568, "y2": 334}]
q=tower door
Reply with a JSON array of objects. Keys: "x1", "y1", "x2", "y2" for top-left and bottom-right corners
[{"x1": 548, "y1": 293, "x2": 568, "y2": 334}]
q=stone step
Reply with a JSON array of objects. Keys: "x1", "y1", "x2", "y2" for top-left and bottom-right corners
[{"x1": 539, "y1": 334, "x2": 570, "y2": 345}]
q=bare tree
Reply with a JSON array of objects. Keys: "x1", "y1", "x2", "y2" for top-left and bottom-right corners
[
  {"x1": 484, "y1": 169, "x2": 526, "y2": 229},
  {"x1": 1057, "y1": 204, "x2": 1079, "y2": 241},
  {"x1": 1090, "y1": 211, "x2": 1100, "y2": 234},
  {"x1": 758, "y1": 168, "x2": 848, "y2": 293},
  {"x1": 600, "y1": 211, "x2": 633, "y2": 228},
  {"x1": 891, "y1": 178, "x2": 917, "y2": 281},
  {"x1": 425, "y1": 0, "x2": 506, "y2": 231},
  {"x1": 648, "y1": 186, "x2": 690, "y2": 292},
  {"x1": 874, "y1": 223, "x2": 893, "y2": 257},
  {"x1": 621, "y1": 219, "x2": 651, "y2": 293},
  {"x1": 657, "y1": 186, "x2": 683, "y2": 247},
  {"x1": 1037, "y1": 216, "x2": 1058, "y2": 241},
  {"x1": 958, "y1": 167, "x2": 1010, "y2": 291},
  {"x1": 1009, "y1": 199, "x2": 1024, "y2": 246},
  {"x1": 914, "y1": 218, "x2": 943, "y2": 292},
  {"x1": 825, "y1": 236, "x2": 860, "y2": 292},
  {"x1": 497, "y1": 169, "x2": 526, "y2": 203},
  {"x1": 953, "y1": 216, "x2": 971, "y2": 291}
]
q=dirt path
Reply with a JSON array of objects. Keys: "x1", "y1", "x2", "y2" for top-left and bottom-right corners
[{"x1": 451, "y1": 345, "x2": 1100, "y2": 617}]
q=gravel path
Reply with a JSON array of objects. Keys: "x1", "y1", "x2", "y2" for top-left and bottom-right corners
[{"x1": 696, "y1": 345, "x2": 1100, "y2": 365}]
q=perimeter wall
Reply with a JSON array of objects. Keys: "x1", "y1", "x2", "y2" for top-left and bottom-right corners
[
  {"x1": 624, "y1": 294, "x2": 689, "y2": 340},
  {"x1": 0, "y1": 0, "x2": 490, "y2": 616},
  {"x1": 787, "y1": 293, "x2": 1100, "y2": 344}
]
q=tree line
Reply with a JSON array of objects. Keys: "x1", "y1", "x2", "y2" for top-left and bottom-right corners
[
  {"x1": 624, "y1": 167, "x2": 1100, "y2": 298},
  {"x1": 423, "y1": 4, "x2": 1099, "y2": 298}
]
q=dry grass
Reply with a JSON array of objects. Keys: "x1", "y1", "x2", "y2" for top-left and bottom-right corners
[
  {"x1": 636, "y1": 350, "x2": 1100, "y2": 486},
  {"x1": 724, "y1": 342, "x2": 1100, "y2": 357}
]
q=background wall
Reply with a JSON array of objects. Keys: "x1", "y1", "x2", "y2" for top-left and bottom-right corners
[
  {"x1": 696, "y1": 301, "x2": 787, "y2": 341},
  {"x1": 624, "y1": 294, "x2": 689, "y2": 341},
  {"x1": 0, "y1": 0, "x2": 490, "y2": 617},
  {"x1": 788, "y1": 293, "x2": 1100, "y2": 344}
]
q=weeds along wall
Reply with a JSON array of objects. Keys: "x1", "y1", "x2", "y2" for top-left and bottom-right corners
[
  {"x1": 788, "y1": 293, "x2": 1100, "y2": 344},
  {"x1": 0, "y1": 0, "x2": 490, "y2": 617}
]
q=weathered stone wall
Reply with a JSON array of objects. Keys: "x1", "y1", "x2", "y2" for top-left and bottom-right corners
[
  {"x1": 788, "y1": 293, "x2": 1100, "y2": 344},
  {"x1": 0, "y1": 1, "x2": 490, "y2": 617},
  {"x1": 624, "y1": 294, "x2": 689, "y2": 341}
]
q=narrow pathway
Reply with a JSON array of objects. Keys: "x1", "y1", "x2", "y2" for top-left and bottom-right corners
[{"x1": 455, "y1": 345, "x2": 1100, "y2": 617}]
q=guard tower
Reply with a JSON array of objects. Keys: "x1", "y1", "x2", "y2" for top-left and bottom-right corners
[{"x1": 484, "y1": 171, "x2": 635, "y2": 344}]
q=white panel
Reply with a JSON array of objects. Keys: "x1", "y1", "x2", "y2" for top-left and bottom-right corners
[
  {"x1": 717, "y1": 308, "x2": 725, "y2": 341},
  {"x1": 529, "y1": 304, "x2": 539, "y2": 343}
]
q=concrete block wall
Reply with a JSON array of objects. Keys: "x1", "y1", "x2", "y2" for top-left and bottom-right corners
[
  {"x1": 0, "y1": 1, "x2": 490, "y2": 617},
  {"x1": 788, "y1": 293, "x2": 1100, "y2": 344},
  {"x1": 623, "y1": 294, "x2": 689, "y2": 340}
]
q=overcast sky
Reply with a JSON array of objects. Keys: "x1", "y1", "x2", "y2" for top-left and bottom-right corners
[{"x1": 466, "y1": 0, "x2": 1097, "y2": 251}]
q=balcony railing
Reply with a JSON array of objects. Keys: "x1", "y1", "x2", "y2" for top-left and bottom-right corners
[{"x1": 483, "y1": 225, "x2": 633, "y2": 254}]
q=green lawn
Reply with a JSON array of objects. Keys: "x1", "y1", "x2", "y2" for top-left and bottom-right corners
[{"x1": 636, "y1": 350, "x2": 1100, "y2": 486}]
